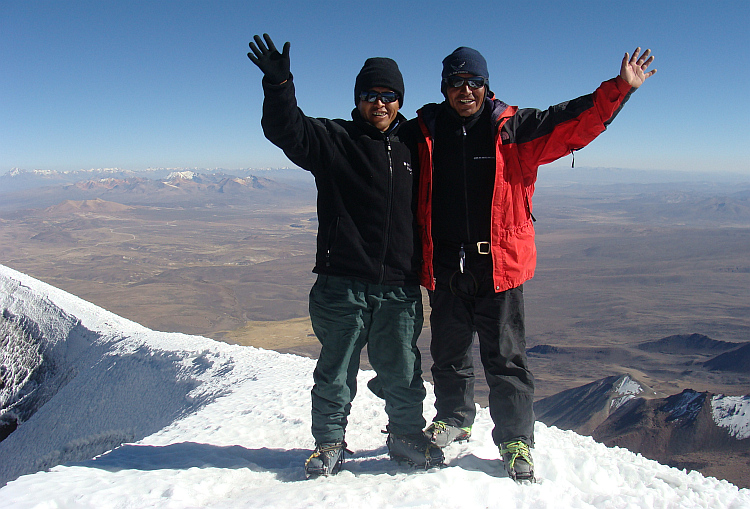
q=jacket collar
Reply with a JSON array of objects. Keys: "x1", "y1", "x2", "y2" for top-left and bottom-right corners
[
  {"x1": 351, "y1": 108, "x2": 407, "y2": 138},
  {"x1": 418, "y1": 95, "x2": 516, "y2": 138}
]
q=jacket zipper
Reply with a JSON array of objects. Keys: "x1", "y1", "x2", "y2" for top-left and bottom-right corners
[
  {"x1": 325, "y1": 216, "x2": 340, "y2": 267},
  {"x1": 461, "y1": 124, "x2": 472, "y2": 243},
  {"x1": 378, "y1": 136, "x2": 394, "y2": 283}
]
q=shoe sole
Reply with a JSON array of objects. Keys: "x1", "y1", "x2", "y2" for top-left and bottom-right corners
[
  {"x1": 305, "y1": 454, "x2": 344, "y2": 479},
  {"x1": 511, "y1": 475, "x2": 536, "y2": 484},
  {"x1": 507, "y1": 470, "x2": 536, "y2": 483},
  {"x1": 388, "y1": 453, "x2": 445, "y2": 469},
  {"x1": 305, "y1": 465, "x2": 342, "y2": 479}
]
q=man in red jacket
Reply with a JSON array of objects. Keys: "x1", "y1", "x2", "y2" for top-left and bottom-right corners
[{"x1": 409, "y1": 46, "x2": 656, "y2": 482}]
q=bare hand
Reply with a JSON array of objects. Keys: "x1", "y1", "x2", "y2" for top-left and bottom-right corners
[{"x1": 620, "y1": 47, "x2": 656, "y2": 89}]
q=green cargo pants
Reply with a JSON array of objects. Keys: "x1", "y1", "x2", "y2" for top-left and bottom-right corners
[{"x1": 308, "y1": 274, "x2": 426, "y2": 444}]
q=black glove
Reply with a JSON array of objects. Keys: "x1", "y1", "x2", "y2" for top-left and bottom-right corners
[{"x1": 247, "y1": 33, "x2": 290, "y2": 85}]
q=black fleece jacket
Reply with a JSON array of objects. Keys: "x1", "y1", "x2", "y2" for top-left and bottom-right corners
[
  {"x1": 430, "y1": 103, "x2": 496, "y2": 246},
  {"x1": 260, "y1": 77, "x2": 419, "y2": 285}
]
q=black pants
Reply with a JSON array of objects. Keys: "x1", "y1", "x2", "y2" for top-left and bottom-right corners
[{"x1": 429, "y1": 248, "x2": 535, "y2": 446}]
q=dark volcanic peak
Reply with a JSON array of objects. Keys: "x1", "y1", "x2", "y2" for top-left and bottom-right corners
[
  {"x1": 629, "y1": 190, "x2": 750, "y2": 225},
  {"x1": 638, "y1": 333, "x2": 740, "y2": 354},
  {"x1": 692, "y1": 195, "x2": 750, "y2": 217},
  {"x1": 527, "y1": 344, "x2": 565, "y2": 355},
  {"x1": 660, "y1": 389, "x2": 707, "y2": 424},
  {"x1": 703, "y1": 343, "x2": 750, "y2": 373},
  {"x1": 534, "y1": 373, "x2": 651, "y2": 435},
  {"x1": 44, "y1": 198, "x2": 133, "y2": 214}
]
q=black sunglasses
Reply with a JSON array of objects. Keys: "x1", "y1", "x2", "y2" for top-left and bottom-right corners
[
  {"x1": 445, "y1": 76, "x2": 486, "y2": 89},
  {"x1": 359, "y1": 90, "x2": 399, "y2": 104}
]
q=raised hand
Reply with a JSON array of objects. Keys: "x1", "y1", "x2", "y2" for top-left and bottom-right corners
[
  {"x1": 248, "y1": 33, "x2": 291, "y2": 85},
  {"x1": 620, "y1": 47, "x2": 657, "y2": 89}
]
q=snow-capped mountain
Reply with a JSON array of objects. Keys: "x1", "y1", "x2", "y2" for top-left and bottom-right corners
[
  {"x1": 536, "y1": 372, "x2": 750, "y2": 487},
  {"x1": 534, "y1": 374, "x2": 658, "y2": 435},
  {"x1": 166, "y1": 170, "x2": 199, "y2": 181},
  {"x1": 1, "y1": 264, "x2": 749, "y2": 508}
]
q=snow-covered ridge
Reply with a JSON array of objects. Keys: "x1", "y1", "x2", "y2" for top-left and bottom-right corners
[
  {"x1": 0, "y1": 316, "x2": 45, "y2": 439},
  {"x1": 4, "y1": 167, "x2": 297, "y2": 178},
  {"x1": 1, "y1": 264, "x2": 748, "y2": 508},
  {"x1": 713, "y1": 395, "x2": 750, "y2": 439},
  {"x1": 166, "y1": 170, "x2": 198, "y2": 180},
  {"x1": 0, "y1": 264, "x2": 262, "y2": 486},
  {"x1": 7, "y1": 167, "x2": 192, "y2": 177}
]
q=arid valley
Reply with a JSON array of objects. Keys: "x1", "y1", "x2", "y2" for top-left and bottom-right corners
[{"x1": 2, "y1": 166, "x2": 749, "y2": 485}]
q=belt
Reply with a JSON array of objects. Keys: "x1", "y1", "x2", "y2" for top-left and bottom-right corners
[
  {"x1": 435, "y1": 240, "x2": 491, "y2": 255},
  {"x1": 435, "y1": 241, "x2": 491, "y2": 274}
]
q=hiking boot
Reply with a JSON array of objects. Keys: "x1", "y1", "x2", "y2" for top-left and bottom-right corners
[
  {"x1": 387, "y1": 432, "x2": 445, "y2": 469},
  {"x1": 499, "y1": 440, "x2": 535, "y2": 483},
  {"x1": 424, "y1": 421, "x2": 471, "y2": 447},
  {"x1": 304, "y1": 441, "x2": 347, "y2": 478}
]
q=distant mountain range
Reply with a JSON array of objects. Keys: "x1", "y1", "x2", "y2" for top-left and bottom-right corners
[
  {"x1": 592, "y1": 388, "x2": 750, "y2": 484},
  {"x1": 1, "y1": 167, "x2": 313, "y2": 192},
  {"x1": 590, "y1": 387, "x2": 748, "y2": 448},
  {"x1": 535, "y1": 169, "x2": 750, "y2": 226},
  {"x1": 535, "y1": 334, "x2": 750, "y2": 429},
  {"x1": 635, "y1": 333, "x2": 750, "y2": 373},
  {"x1": 535, "y1": 352, "x2": 750, "y2": 487},
  {"x1": 637, "y1": 333, "x2": 742, "y2": 354},
  {"x1": 0, "y1": 169, "x2": 316, "y2": 211},
  {"x1": 4, "y1": 167, "x2": 749, "y2": 225},
  {"x1": 535, "y1": 371, "x2": 749, "y2": 440}
]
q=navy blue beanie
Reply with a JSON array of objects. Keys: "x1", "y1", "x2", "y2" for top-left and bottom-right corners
[
  {"x1": 441, "y1": 47, "x2": 489, "y2": 96},
  {"x1": 354, "y1": 57, "x2": 405, "y2": 107}
]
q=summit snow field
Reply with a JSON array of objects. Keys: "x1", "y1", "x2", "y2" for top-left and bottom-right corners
[{"x1": 0, "y1": 264, "x2": 748, "y2": 508}]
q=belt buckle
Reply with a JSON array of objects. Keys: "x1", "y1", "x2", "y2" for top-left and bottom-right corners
[{"x1": 476, "y1": 241, "x2": 490, "y2": 255}]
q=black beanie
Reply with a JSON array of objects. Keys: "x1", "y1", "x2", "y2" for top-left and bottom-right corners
[
  {"x1": 354, "y1": 57, "x2": 404, "y2": 107},
  {"x1": 441, "y1": 47, "x2": 489, "y2": 96}
]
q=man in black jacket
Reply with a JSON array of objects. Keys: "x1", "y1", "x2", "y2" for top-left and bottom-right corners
[{"x1": 247, "y1": 34, "x2": 443, "y2": 477}]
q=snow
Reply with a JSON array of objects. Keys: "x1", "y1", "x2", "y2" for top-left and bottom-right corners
[
  {"x1": 1, "y1": 264, "x2": 749, "y2": 508},
  {"x1": 712, "y1": 395, "x2": 750, "y2": 440},
  {"x1": 610, "y1": 375, "x2": 643, "y2": 411},
  {"x1": 167, "y1": 170, "x2": 197, "y2": 180}
]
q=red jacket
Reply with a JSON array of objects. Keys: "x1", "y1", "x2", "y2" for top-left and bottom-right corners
[{"x1": 415, "y1": 76, "x2": 634, "y2": 292}]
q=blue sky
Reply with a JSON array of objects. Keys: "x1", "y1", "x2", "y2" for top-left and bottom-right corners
[{"x1": 2, "y1": 0, "x2": 749, "y2": 175}]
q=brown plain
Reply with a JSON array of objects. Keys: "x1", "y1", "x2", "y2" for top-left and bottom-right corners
[{"x1": 2, "y1": 171, "x2": 749, "y2": 486}]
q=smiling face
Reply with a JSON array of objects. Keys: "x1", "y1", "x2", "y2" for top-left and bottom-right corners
[
  {"x1": 357, "y1": 86, "x2": 400, "y2": 132},
  {"x1": 446, "y1": 73, "x2": 486, "y2": 117}
]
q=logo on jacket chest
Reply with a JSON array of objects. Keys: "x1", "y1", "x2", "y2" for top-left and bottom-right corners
[{"x1": 404, "y1": 161, "x2": 412, "y2": 174}]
